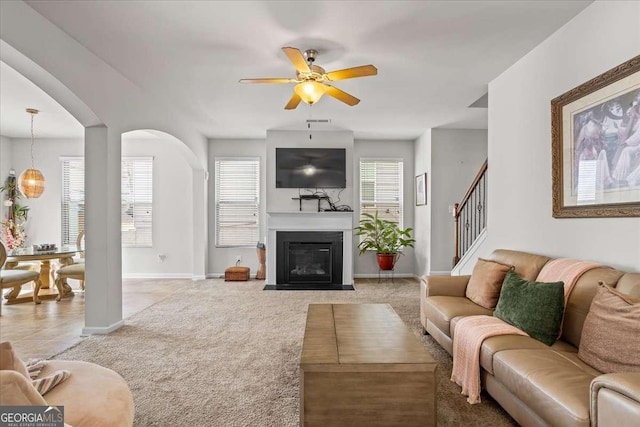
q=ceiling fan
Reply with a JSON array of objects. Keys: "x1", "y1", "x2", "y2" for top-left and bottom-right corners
[{"x1": 239, "y1": 47, "x2": 377, "y2": 110}]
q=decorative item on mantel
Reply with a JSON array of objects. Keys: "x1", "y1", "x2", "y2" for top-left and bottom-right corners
[
  {"x1": 1, "y1": 170, "x2": 29, "y2": 249},
  {"x1": 18, "y1": 108, "x2": 46, "y2": 199},
  {"x1": 355, "y1": 211, "x2": 415, "y2": 271}
]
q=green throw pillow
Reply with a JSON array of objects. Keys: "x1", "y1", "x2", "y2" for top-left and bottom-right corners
[{"x1": 494, "y1": 271, "x2": 564, "y2": 346}]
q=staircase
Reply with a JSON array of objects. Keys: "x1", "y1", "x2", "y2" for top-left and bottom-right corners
[{"x1": 453, "y1": 160, "x2": 487, "y2": 267}]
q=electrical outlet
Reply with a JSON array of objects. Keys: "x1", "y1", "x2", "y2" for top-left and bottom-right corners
[{"x1": 235, "y1": 255, "x2": 242, "y2": 263}]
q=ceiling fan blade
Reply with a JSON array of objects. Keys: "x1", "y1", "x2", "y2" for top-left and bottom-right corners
[
  {"x1": 282, "y1": 47, "x2": 310, "y2": 73},
  {"x1": 325, "y1": 85, "x2": 360, "y2": 106},
  {"x1": 284, "y1": 93, "x2": 302, "y2": 110},
  {"x1": 325, "y1": 65, "x2": 378, "y2": 81},
  {"x1": 239, "y1": 78, "x2": 296, "y2": 84}
]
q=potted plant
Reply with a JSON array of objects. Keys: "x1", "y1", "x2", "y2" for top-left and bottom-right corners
[{"x1": 355, "y1": 212, "x2": 416, "y2": 270}]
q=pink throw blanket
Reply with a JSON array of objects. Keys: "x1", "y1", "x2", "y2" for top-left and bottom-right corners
[
  {"x1": 536, "y1": 258, "x2": 603, "y2": 304},
  {"x1": 451, "y1": 315, "x2": 528, "y2": 404}
]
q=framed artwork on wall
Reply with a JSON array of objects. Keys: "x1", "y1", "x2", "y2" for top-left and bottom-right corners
[
  {"x1": 415, "y1": 173, "x2": 427, "y2": 206},
  {"x1": 551, "y1": 55, "x2": 640, "y2": 218}
]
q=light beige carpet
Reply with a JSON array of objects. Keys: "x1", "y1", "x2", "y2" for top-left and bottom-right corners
[{"x1": 54, "y1": 279, "x2": 516, "y2": 427}]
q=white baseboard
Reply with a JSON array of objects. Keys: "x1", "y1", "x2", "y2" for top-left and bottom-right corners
[
  {"x1": 192, "y1": 275, "x2": 206, "y2": 281},
  {"x1": 82, "y1": 320, "x2": 124, "y2": 336},
  {"x1": 428, "y1": 271, "x2": 451, "y2": 276},
  {"x1": 354, "y1": 273, "x2": 417, "y2": 279},
  {"x1": 122, "y1": 273, "x2": 194, "y2": 280}
]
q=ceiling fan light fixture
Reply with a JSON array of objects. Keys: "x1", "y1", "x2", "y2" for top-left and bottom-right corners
[{"x1": 294, "y1": 81, "x2": 327, "y2": 105}]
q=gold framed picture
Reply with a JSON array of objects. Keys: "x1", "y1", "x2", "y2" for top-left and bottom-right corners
[{"x1": 551, "y1": 55, "x2": 640, "y2": 218}]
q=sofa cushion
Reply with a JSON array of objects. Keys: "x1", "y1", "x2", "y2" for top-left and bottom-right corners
[
  {"x1": 494, "y1": 271, "x2": 564, "y2": 346},
  {"x1": 424, "y1": 296, "x2": 492, "y2": 339},
  {"x1": 493, "y1": 349, "x2": 598, "y2": 427},
  {"x1": 465, "y1": 258, "x2": 513, "y2": 309},
  {"x1": 578, "y1": 283, "x2": 640, "y2": 374},
  {"x1": 616, "y1": 272, "x2": 640, "y2": 297},
  {"x1": 43, "y1": 360, "x2": 134, "y2": 427},
  {"x1": 488, "y1": 249, "x2": 551, "y2": 282},
  {"x1": 0, "y1": 342, "x2": 29, "y2": 380},
  {"x1": 450, "y1": 316, "x2": 577, "y2": 374},
  {"x1": 562, "y1": 267, "x2": 624, "y2": 348}
]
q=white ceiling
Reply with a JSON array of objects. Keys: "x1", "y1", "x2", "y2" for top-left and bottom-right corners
[
  {"x1": 5, "y1": 1, "x2": 591, "y2": 140},
  {"x1": 0, "y1": 61, "x2": 84, "y2": 138}
]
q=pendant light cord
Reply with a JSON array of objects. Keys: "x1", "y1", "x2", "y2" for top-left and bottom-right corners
[{"x1": 30, "y1": 111, "x2": 35, "y2": 168}]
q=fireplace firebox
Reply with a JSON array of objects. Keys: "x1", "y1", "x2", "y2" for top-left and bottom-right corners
[{"x1": 276, "y1": 231, "x2": 343, "y2": 290}]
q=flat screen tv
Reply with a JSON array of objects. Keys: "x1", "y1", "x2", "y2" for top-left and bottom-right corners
[{"x1": 276, "y1": 148, "x2": 346, "y2": 188}]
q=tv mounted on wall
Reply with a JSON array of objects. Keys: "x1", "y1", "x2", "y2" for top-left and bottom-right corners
[{"x1": 276, "y1": 148, "x2": 346, "y2": 188}]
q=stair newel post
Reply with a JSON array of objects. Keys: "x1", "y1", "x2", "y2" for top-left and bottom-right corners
[{"x1": 453, "y1": 202, "x2": 460, "y2": 266}]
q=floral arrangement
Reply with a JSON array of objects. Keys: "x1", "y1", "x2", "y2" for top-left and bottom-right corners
[
  {"x1": 1, "y1": 172, "x2": 29, "y2": 250},
  {"x1": 1, "y1": 218, "x2": 26, "y2": 250}
]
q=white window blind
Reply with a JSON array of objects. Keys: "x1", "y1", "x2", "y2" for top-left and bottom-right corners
[
  {"x1": 61, "y1": 158, "x2": 85, "y2": 246},
  {"x1": 359, "y1": 159, "x2": 404, "y2": 228},
  {"x1": 61, "y1": 157, "x2": 153, "y2": 247},
  {"x1": 215, "y1": 158, "x2": 260, "y2": 247},
  {"x1": 121, "y1": 158, "x2": 153, "y2": 247}
]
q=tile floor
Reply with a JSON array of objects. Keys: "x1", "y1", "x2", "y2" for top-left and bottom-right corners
[{"x1": 0, "y1": 278, "x2": 192, "y2": 359}]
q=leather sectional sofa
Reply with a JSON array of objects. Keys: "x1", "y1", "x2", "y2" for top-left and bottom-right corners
[{"x1": 420, "y1": 249, "x2": 640, "y2": 427}]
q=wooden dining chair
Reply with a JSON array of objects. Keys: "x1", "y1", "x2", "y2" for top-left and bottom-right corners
[{"x1": 0, "y1": 242, "x2": 42, "y2": 315}]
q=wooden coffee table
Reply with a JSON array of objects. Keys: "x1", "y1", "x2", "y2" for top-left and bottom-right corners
[{"x1": 300, "y1": 303, "x2": 437, "y2": 426}]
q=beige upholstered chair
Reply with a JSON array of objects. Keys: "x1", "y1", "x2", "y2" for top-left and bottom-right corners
[
  {"x1": 73, "y1": 230, "x2": 85, "y2": 264},
  {"x1": 55, "y1": 263, "x2": 84, "y2": 299},
  {"x1": 55, "y1": 231, "x2": 85, "y2": 299},
  {"x1": 54, "y1": 231, "x2": 85, "y2": 300},
  {"x1": 0, "y1": 242, "x2": 42, "y2": 315}
]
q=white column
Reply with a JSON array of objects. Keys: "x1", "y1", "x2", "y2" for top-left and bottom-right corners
[
  {"x1": 192, "y1": 168, "x2": 207, "y2": 280},
  {"x1": 83, "y1": 125, "x2": 123, "y2": 334}
]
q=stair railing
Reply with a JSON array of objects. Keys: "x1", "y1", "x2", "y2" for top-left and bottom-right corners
[{"x1": 453, "y1": 160, "x2": 488, "y2": 266}]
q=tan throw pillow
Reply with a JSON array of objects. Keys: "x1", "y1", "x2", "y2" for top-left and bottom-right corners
[
  {"x1": 578, "y1": 283, "x2": 640, "y2": 373},
  {"x1": 465, "y1": 258, "x2": 514, "y2": 309},
  {"x1": 0, "y1": 342, "x2": 30, "y2": 379}
]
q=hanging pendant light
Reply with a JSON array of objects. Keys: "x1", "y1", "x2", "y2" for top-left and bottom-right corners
[{"x1": 18, "y1": 108, "x2": 45, "y2": 198}]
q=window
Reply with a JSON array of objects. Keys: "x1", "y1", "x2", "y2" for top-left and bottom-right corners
[
  {"x1": 121, "y1": 158, "x2": 153, "y2": 247},
  {"x1": 359, "y1": 159, "x2": 404, "y2": 228},
  {"x1": 61, "y1": 158, "x2": 85, "y2": 246},
  {"x1": 61, "y1": 157, "x2": 153, "y2": 247},
  {"x1": 215, "y1": 157, "x2": 260, "y2": 247}
]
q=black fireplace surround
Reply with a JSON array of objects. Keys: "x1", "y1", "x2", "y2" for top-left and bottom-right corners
[{"x1": 275, "y1": 231, "x2": 344, "y2": 290}]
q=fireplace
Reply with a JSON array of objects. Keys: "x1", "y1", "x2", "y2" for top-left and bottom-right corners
[
  {"x1": 266, "y1": 212, "x2": 354, "y2": 289},
  {"x1": 276, "y1": 231, "x2": 343, "y2": 289}
]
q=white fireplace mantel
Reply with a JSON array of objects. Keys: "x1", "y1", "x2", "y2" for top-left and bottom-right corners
[{"x1": 266, "y1": 212, "x2": 354, "y2": 285}]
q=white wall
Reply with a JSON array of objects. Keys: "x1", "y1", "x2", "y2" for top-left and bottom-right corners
[
  {"x1": 430, "y1": 129, "x2": 487, "y2": 273},
  {"x1": 207, "y1": 135, "x2": 417, "y2": 277},
  {"x1": 6, "y1": 136, "x2": 194, "y2": 276},
  {"x1": 120, "y1": 138, "x2": 194, "y2": 277},
  {"x1": 266, "y1": 130, "x2": 354, "y2": 213},
  {"x1": 414, "y1": 130, "x2": 432, "y2": 277},
  {"x1": 354, "y1": 139, "x2": 416, "y2": 276},
  {"x1": 467, "y1": 0, "x2": 640, "y2": 273},
  {"x1": 207, "y1": 139, "x2": 267, "y2": 277},
  {"x1": 0, "y1": 135, "x2": 12, "y2": 188}
]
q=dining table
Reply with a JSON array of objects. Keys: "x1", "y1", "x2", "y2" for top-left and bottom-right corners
[{"x1": 4, "y1": 245, "x2": 81, "y2": 304}]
